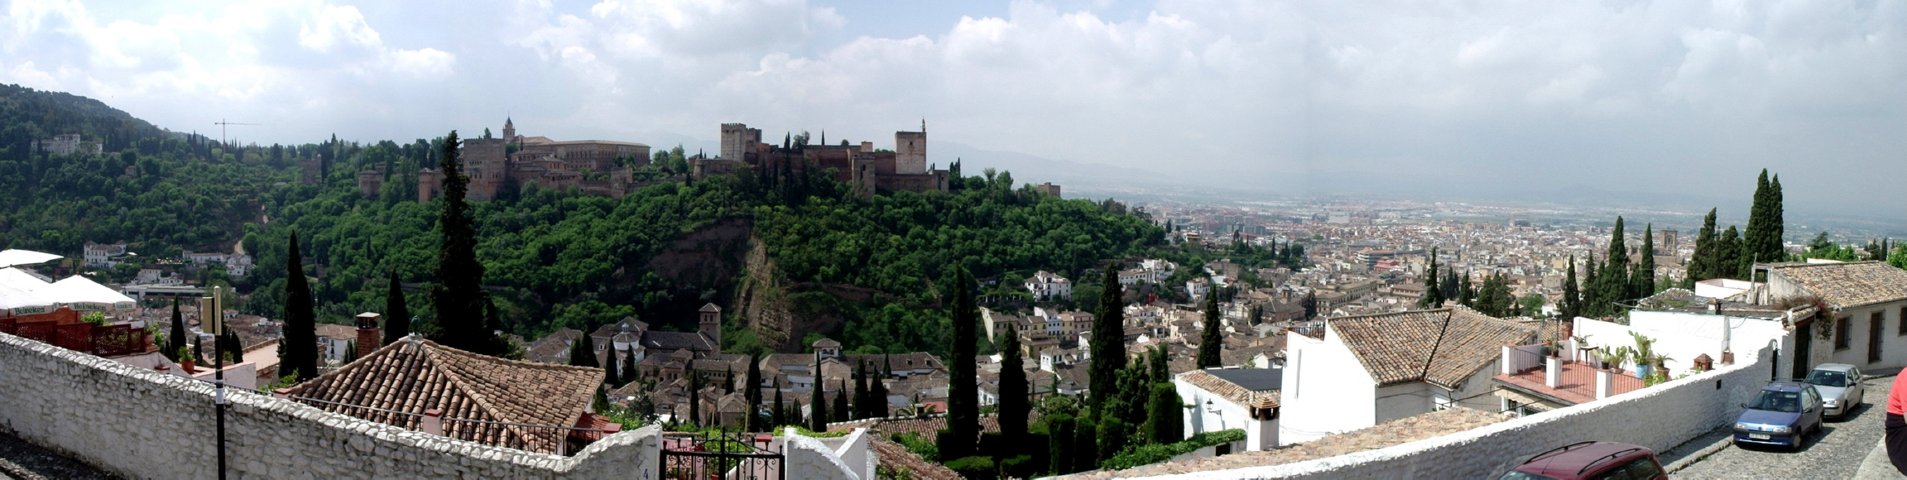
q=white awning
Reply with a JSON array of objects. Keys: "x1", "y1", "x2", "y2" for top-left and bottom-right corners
[
  {"x1": 0, "y1": 249, "x2": 60, "y2": 268},
  {"x1": 0, "y1": 267, "x2": 55, "y2": 311},
  {"x1": 47, "y1": 275, "x2": 137, "y2": 310}
]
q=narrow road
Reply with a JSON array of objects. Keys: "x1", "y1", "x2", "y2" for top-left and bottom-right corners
[
  {"x1": 1675, "y1": 374, "x2": 1888, "y2": 479},
  {"x1": 0, "y1": 430, "x2": 117, "y2": 480}
]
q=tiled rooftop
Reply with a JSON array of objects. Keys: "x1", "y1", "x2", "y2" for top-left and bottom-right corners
[
  {"x1": 281, "y1": 338, "x2": 602, "y2": 454},
  {"x1": 1178, "y1": 368, "x2": 1281, "y2": 409},
  {"x1": 1772, "y1": 261, "x2": 1907, "y2": 309},
  {"x1": 1329, "y1": 307, "x2": 1538, "y2": 387}
]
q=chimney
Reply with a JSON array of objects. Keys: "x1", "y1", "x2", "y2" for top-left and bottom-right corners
[
  {"x1": 1501, "y1": 346, "x2": 1514, "y2": 375},
  {"x1": 1545, "y1": 356, "x2": 1562, "y2": 388},
  {"x1": 355, "y1": 312, "x2": 381, "y2": 359},
  {"x1": 421, "y1": 409, "x2": 443, "y2": 435}
]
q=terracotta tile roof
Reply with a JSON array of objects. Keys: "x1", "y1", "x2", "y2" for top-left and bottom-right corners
[
  {"x1": 313, "y1": 322, "x2": 358, "y2": 341},
  {"x1": 1177, "y1": 369, "x2": 1280, "y2": 409},
  {"x1": 524, "y1": 328, "x2": 583, "y2": 365},
  {"x1": 1771, "y1": 261, "x2": 1907, "y2": 309},
  {"x1": 1328, "y1": 308, "x2": 1537, "y2": 388},
  {"x1": 281, "y1": 338, "x2": 603, "y2": 454}
]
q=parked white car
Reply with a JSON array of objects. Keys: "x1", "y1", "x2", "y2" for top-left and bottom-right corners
[{"x1": 1805, "y1": 363, "x2": 1865, "y2": 420}]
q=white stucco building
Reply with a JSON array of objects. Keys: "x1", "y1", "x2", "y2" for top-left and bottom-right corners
[
  {"x1": 1280, "y1": 307, "x2": 1537, "y2": 443},
  {"x1": 1175, "y1": 367, "x2": 1282, "y2": 451}
]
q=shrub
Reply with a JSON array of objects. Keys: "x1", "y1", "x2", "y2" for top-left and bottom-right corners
[
  {"x1": 945, "y1": 456, "x2": 996, "y2": 480},
  {"x1": 1100, "y1": 429, "x2": 1246, "y2": 471},
  {"x1": 891, "y1": 432, "x2": 938, "y2": 461}
]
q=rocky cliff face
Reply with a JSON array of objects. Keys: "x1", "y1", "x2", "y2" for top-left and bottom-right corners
[{"x1": 734, "y1": 237, "x2": 796, "y2": 350}]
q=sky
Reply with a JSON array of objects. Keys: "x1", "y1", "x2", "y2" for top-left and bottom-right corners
[{"x1": 3, "y1": 0, "x2": 1904, "y2": 223}]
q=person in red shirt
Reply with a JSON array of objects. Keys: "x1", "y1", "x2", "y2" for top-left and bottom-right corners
[{"x1": 1887, "y1": 372, "x2": 1907, "y2": 474}]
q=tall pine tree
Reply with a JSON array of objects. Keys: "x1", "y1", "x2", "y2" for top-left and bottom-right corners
[
  {"x1": 832, "y1": 380, "x2": 850, "y2": 424},
  {"x1": 1196, "y1": 291, "x2": 1223, "y2": 368},
  {"x1": 280, "y1": 232, "x2": 319, "y2": 381},
  {"x1": 1744, "y1": 170, "x2": 1786, "y2": 278},
  {"x1": 1689, "y1": 209, "x2": 1719, "y2": 282},
  {"x1": 1582, "y1": 253, "x2": 1602, "y2": 317},
  {"x1": 1419, "y1": 247, "x2": 1444, "y2": 308},
  {"x1": 569, "y1": 334, "x2": 598, "y2": 367},
  {"x1": 809, "y1": 350, "x2": 828, "y2": 431},
  {"x1": 166, "y1": 297, "x2": 186, "y2": 361},
  {"x1": 745, "y1": 353, "x2": 764, "y2": 431},
  {"x1": 1633, "y1": 224, "x2": 1657, "y2": 299},
  {"x1": 383, "y1": 269, "x2": 410, "y2": 345},
  {"x1": 428, "y1": 130, "x2": 505, "y2": 355},
  {"x1": 1088, "y1": 263, "x2": 1127, "y2": 416},
  {"x1": 1600, "y1": 217, "x2": 1630, "y2": 311},
  {"x1": 1719, "y1": 226, "x2": 1743, "y2": 279},
  {"x1": 688, "y1": 372, "x2": 702, "y2": 427},
  {"x1": 997, "y1": 330, "x2": 1029, "y2": 445},
  {"x1": 1560, "y1": 255, "x2": 1581, "y2": 321},
  {"x1": 945, "y1": 268, "x2": 980, "y2": 458}
]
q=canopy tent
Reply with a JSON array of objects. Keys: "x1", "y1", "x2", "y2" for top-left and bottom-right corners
[
  {"x1": 47, "y1": 275, "x2": 137, "y2": 311},
  {"x1": 0, "y1": 267, "x2": 54, "y2": 311},
  {"x1": 0, "y1": 249, "x2": 61, "y2": 268},
  {"x1": 0, "y1": 268, "x2": 135, "y2": 314}
]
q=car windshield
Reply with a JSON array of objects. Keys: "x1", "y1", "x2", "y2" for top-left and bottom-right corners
[
  {"x1": 1808, "y1": 370, "x2": 1848, "y2": 388},
  {"x1": 1749, "y1": 390, "x2": 1804, "y2": 413}
]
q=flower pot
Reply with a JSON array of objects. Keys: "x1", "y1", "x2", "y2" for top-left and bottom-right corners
[{"x1": 1634, "y1": 364, "x2": 1651, "y2": 380}]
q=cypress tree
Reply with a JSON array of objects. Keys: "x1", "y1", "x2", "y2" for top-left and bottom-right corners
[
  {"x1": 1197, "y1": 291, "x2": 1223, "y2": 368},
  {"x1": 569, "y1": 334, "x2": 597, "y2": 367},
  {"x1": 688, "y1": 372, "x2": 702, "y2": 427},
  {"x1": 1088, "y1": 264, "x2": 1127, "y2": 416},
  {"x1": 1690, "y1": 209, "x2": 1719, "y2": 281},
  {"x1": 1601, "y1": 217, "x2": 1629, "y2": 310},
  {"x1": 429, "y1": 130, "x2": 504, "y2": 356},
  {"x1": 854, "y1": 361, "x2": 870, "y2": 419},
  {"x1": 1561, "y1": 255, "x2": 1581, "y2": 321},
  {"x1": 1144, "y1": 383, "x2": 1185, "y2": 445},
  {"x1": 1582, "y1": 253, "x2": 1601, "y2": 317},
  {"x1": 810, "y1": 351, "x2": 828, "y2": 431},
  {"x1": 1458, "y1": 271, "x2": 1476, "y2": 307},
  {"x1": 383, "y1": 269, "x2": 410, "y2": 345},
  {"x1": 997, "y1": 330, "x2": 1028, "y2": 445},
  {"x1": 869, "y1": 362, "x2": 889, "y2": 419},
  {"x1": 1419, "y1": 247, "x2": 1443, "y2": 307},
  {"x1": 280, "y1": 232, "x2": 319, "y2": 381},
  {"x1": 1074, "y1": 417, "x2": 1099, "y2": 470},
  {"x1": 1441, "y1": 267, "x2": 1461, "y2": 304},
  {"x1": 1744, "y1": 170, "x2": 1787, "y2": 277},
  {"x1": 220, "y1": 329, "x2": 243, "y2": 363},
  {"x1": 622, "y1": 346, "x2": 639, "y2": 385},
  {"x1": 1719, "y1": 226, "x2": 1743, "y2": 279},
  {"x1": 832, "y1": 379, "x2": 850, "y2": 424},
  {"x1": 1048, "y1": 414, "x2": 1075, "y2": 474},
  {"x1": 166, "y1": 297, "x2": 185, "y2": 361},
  {"x1": 772, "y1": 383, "x2": 785, "y2": 427},
  {"x1": 946, "y1": 268, "x2": 979, "y2": 458},
  {"x1": 602, "y1": 348, "x2": 621, "y2": 387},
  {"x1": 1634, "y1": 224, "x2": 1657, "y2": 299},
  {"x1": 745, "y1": 354, "x2": 763, "y2": 431}
]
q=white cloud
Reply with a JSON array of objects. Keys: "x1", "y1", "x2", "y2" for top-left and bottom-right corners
[{"x1": 297, "y1": 3, "x2": 381, "y2": 52}]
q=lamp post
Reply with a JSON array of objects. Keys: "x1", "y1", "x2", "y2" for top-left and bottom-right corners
[{"x1": 204, "y1": 287, "x2": 228, "y2": 480}]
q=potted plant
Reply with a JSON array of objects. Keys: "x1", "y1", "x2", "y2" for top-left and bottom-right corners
[
  {"x1": 177, "y1": 346, "x2": 195, "y2": 373},
  {"x1": 1628, "y1": 332, "x2": 1658, "y2": 380},
  {"x1": 1598, "y1": 346, "x2": 1631, "y2": 372}
]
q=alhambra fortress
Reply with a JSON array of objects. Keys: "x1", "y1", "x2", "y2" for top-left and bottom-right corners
[{"x1": 389, "y1": 119, "x2": 950, "y2": 202}]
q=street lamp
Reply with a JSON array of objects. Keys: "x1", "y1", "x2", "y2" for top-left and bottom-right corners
[{"x1": 201, "y1": 288, "x2": 228, "y2": 480}]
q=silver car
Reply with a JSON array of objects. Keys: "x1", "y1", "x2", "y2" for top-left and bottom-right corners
[{"x1": 1805, "y1": 363, "x2": 1865, "y2": 420}]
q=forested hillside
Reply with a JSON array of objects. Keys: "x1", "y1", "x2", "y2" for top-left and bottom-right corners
[{"x1": 0, "y1": 85, "x2": 1166, "y2": 358}]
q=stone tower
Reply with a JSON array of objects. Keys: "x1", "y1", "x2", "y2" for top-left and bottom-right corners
[
  {"x1": 502, "y1": 117, "x2": 515, "y2": 144},
  {"x1": 895, "y1": 119, "x2": 926, "y2": 175},
  {"x1": 699, "y1": 303, "x2": 722, "y2": 355}
]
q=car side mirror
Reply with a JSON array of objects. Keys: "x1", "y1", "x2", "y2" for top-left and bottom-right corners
[{"x1": 1740, "y1": 402, "x2": 1749, "y2": 409}]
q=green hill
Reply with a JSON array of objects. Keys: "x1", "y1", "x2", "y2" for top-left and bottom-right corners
[{"x1": 0, "y1": 86, "x2": 1166, "y2": 358}]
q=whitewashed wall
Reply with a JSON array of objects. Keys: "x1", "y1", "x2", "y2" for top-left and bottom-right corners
[
  {"x1": 1134, "y1": 346, "x2": 1778, "y2": 479},
  {"x1": 1280, "y1": 331, "x2": 1377, "y2": 443},
  {"x1": 0, "y1": 332, "x2": 660, "y2": 479}
]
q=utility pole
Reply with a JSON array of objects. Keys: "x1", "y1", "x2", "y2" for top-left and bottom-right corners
[{"x1": 205, "y1": 287, "x2": 229, "y2": 480}]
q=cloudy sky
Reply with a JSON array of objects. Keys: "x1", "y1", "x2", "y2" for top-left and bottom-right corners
[{"x1": 4, "y1": 0, "x2": 1903, "y2": 221}]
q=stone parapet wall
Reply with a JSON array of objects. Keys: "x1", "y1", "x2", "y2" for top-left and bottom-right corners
[
  {"x1": 784, "y1": 428, "x2": 859, "y2": 480},
  {"x1": 1136, "y1": 346, "x2": 1777, "y2": 479},
  {"x1": 0, "y1": 332, "x2": 659, "y2": 479}
]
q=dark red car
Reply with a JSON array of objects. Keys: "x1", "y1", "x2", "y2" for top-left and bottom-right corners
[{"x1": 1499, "y1": 441, "x2": 1666, "y2": 480}]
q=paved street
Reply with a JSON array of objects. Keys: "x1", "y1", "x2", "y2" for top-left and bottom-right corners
[
  {"x1": 0, "y1": 430, "x2": 116, "y2": 480},
  {"x1": 1676, "y1": 374, "x2": 1890, "y2": 479}
]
